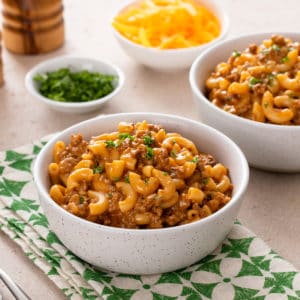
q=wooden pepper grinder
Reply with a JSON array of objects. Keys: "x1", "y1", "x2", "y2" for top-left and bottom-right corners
[
  {"x1": 1, "y1": 0, "x2": 65, "y2": 54},
  {"x1": 0, "y1": 32, "x2": 3, "y2": 86}
]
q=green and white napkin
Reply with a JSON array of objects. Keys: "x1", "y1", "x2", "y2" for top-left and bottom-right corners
[{"x1": 0, "y1": 136, "x2": 300, "y2": 300}]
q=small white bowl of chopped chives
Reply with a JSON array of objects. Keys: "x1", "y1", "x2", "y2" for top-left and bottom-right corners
[{"x1": 25, "y1": 56, "x2": 125, "y2": 113}]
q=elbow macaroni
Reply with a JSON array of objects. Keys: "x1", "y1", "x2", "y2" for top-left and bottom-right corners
[
  {"x1": 205, "y1": 35, "x2": 300, "y2": 125},
  {"x1": 47, "y1": 122, "x2": 233, "y2": 229}
]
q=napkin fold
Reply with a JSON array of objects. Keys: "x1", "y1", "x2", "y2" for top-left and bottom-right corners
[{"x1": 0, "y1": 136, "x2": 299, "y2": 300}]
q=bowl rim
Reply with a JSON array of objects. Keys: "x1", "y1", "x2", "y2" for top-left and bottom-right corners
[
  {"x1": 111, "y1": 0, "x2": 230, "y2": 54},
  {"x1": 189, "y1": 31, "x2": 300, "y2": 131},
  {"x1": 24, "y1": 55, "x2": 125, "y2": 109},
  {"x1": 34, "y1": 112, "x2": 249, "y2": 235}
]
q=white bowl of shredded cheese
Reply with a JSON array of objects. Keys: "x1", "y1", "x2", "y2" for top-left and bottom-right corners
[{"x1": 112, "y1": 0, "x2": 229, "y2": 71}]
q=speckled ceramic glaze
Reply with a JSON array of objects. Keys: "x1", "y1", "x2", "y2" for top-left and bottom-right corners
[
  {"x1": 34, "y1": 113, "x2": 249, "y2": 274},
  {"x1": 190, "y1": 32, "x2": 300, "y2": 172},
  {"x1": 111, "y1": 0, "x2": 229, "y2": 71}
]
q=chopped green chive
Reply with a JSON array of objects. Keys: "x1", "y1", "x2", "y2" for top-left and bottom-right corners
[
  {"x1": 79, "y1": 196, "x2": 84, "y2": 204},
  {"x1": 119, "y1": 133, "x2": 134, "y2": 141},
  {"x1": 144, "y1": 135, "x2": 154, "y2": 146},
  {"x1": 163, "y1": 171, "x2": 169, "y2": 176},
  {"x1": 192, "y1": 157, "x2": 199, "y2": 164},
  {"x1": 264, "y1": 103, "x2": 269, "y2": 108},
  {"x1": 33, "y1": 68, "x2": 116, "y2": 103},
  {"x1": 93, "y1": 165, "x2": 103, "y2": 174},
  {"x1": 267, "y1": 74, "x2": 275, "y2": 86},
  {"x1": 202, "y1": 178, "x2": 209, "y2": 185},
  {"x1": 125, "y1": 175, "x2": 130, "y2": 183},
  {"x1": 170, "y1": 150, "x2": 177, "y2": 158},
  {"x1": 232, "y1": 50, "x2": 241, "y2": 57},
  {"x1": 261, "y1": 48, "x2": 270, "y2": 55},
  {"x1": 105, "y1": 140, "x2": 116, "y2": 148},
  {"x1": 272, "y1": 44, "x2": 281, "y2": 51},
  {"x1": 249, "y1": 77, "x2": 263, "y2": 86},
  {"x1": 146, "y1": 146, "x2": 154, "y2": 160},
  {"x1": 281, "y1": 56, "x2": 289, "y2": 63}
]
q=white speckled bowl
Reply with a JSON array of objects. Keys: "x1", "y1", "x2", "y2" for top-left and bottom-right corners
[
  {"x1": 111, "y1": 0, "x2": 229, "y2": 71},
  {"x1": 34, "y1": 113, "x2": 249, "y2": 274},
  {"x1": 25, "y1": 56, "x2": 124, "y2": 114},
  {"x1": 190, "y1": 32, "x2": 300, "y2": 172}
]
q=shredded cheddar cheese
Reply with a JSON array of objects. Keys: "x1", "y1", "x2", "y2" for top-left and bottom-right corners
[{"x1": 112, "y1": 0, "x2": 221, "y2": 49}]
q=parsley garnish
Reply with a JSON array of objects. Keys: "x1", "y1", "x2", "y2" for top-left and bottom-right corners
[
  {"x1": 202, "y1": 178, "x2": 209, "y2": 185},
  {"x1": 192, "y1": 157, "x2": 199, "y2": 164},
  {"x1": 146, "y1": 146, "x2": 154, "y2": 160},
  {"x1": 282, "y1": 56, "x2": 289, "y2": 63},
  {"x1": 267, "y1": 74, "x2": 275, "y2": 86},
  {"x1": 93, "y1": 165, "x2": 103, "y2": 174},
  {"x1": 79, "y1": 196, "x2": 84, "y2": 204},
  {"x1": 249, "y1": 77, "x2": 263, "y2": 86},
  {"x1": 144, "y1": 178, "x2": 149, "y2": 184},
  {"x1": 119, "y1": 133, "x2": 134, "y2": 141},
  {"x1": 125, "y1": 175, "x2": 130, "y2": 183},
  {"x1": 272, "y1": 44, "x2": 281, "y2": 51},
  {"x1": 105, "y1": 140, "x2": 116, "y2": 148},
  {"x1": 261, "y1": 48, "x2": 270, "y2": 55},
  {"x1": 163, "y1": 171, "x2": 168, "y2": 176},
  {"x1": 232, "y1": 50, "x2": 241, "y2": 57},
  {"x1": 144, "y1": 135, "x2": 154, "y2": 146},
  {"x1": 264, "y1": 103, "x2": 269, "y2": 108},
  {"x1": 107, "y1": 193, "x2": 113, "y2": 199},
  {"x1": 33, "y1": 68, "x2": 116, "y2": 102},
  {"x1": 170, "y1": 150, "x2": 177, "y2": 158}
]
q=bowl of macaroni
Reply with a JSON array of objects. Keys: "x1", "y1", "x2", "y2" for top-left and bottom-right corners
[
  {"x1": 34, "y1": 113, "x2": 249, "y2": 274},
  {"x1": 190, "y1": 32, "x2": 300, "y2": 172},
  {"x1": 111, "y1": 0, "x2": 229, "y2": 71}
]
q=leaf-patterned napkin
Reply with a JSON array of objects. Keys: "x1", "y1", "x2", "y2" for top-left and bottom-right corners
[{"x1": 0, "y1": 136, "x2": 300, "y2": 300}]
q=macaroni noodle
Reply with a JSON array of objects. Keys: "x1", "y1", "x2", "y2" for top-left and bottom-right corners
[{"x1": 205, "y1": 35, "x2": 300, "y2": 125}]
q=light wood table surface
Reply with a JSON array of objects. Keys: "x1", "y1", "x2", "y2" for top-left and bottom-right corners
[{"x1": 0, "y1": 0, "x2": 299, "y2": 299}]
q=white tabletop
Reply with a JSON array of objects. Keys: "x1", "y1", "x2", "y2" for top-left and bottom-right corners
[{"x1": 1, "y1": 0, "x2": 300, "y2": 299}]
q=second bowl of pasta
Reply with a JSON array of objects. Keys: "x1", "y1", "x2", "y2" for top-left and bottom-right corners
[
  {"x1": 34, "y1": 112, "x2": 248, "y2": 274},
  {"x1": 190, "y1": 32, "x2": 300, "y2": 172}
]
